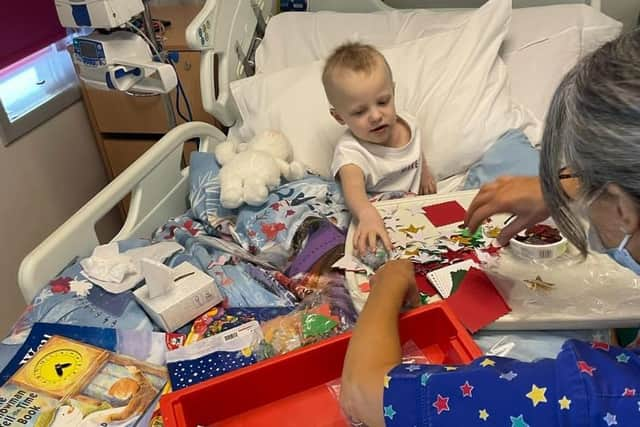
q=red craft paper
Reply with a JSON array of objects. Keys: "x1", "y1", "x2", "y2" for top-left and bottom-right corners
[
  {"x1": 414, "y1": 273, "x2": 438, "y2": 296},
  {"x1": 422, "y1": 201, "x2": 467, "y2": 227},
  {"x1": 446, "y1": 267, "x2": 511, "y2": 333}
]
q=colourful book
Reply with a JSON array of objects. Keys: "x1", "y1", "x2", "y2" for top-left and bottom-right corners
[{"x1": 0, "y1": 335, "x2": 168, "y2": 426}]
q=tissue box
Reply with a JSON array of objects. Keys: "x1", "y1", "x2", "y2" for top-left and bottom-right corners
[{"x1": 134, "y1": 262, "x2": 223, "y2": 332}]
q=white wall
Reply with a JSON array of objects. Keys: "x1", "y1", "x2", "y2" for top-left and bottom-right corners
[
  {"x1": 385, "y1": 0, "x2": 639, "y2": 32},
  {"x1": 0, "y1": 102, "x2": 121, "y2": 335}
]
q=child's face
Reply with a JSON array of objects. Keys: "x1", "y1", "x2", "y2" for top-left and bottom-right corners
[{"x1": 329, "y1": 61, "x2": 396, "y2": 145}]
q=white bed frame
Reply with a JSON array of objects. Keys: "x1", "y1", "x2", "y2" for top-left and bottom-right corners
[{"x1": 19, "y1": 0, "x2": 606, "y2": 327}]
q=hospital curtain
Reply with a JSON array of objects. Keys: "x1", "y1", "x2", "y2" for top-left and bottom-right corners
[{"x1": 0, "y1": 0, "x2": 66, "y2": 70}]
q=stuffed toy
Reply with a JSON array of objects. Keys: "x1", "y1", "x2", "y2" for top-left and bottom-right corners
[{"x1": 215, "y1": 130, "x2": 306, "y2": 208}]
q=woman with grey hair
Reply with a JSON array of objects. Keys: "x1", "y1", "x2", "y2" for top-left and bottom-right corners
[{"x1": 340, "y1": 31, "x2": 640, "y2": 427}]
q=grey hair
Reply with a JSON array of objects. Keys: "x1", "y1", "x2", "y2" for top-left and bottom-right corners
[{"x1": 540, "y1": 29, "x2": 640, "y2": 256}]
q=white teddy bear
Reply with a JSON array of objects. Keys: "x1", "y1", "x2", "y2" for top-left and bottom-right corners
[{"x1": 215, "y1": 130, "x2": 306, "y2": 208}]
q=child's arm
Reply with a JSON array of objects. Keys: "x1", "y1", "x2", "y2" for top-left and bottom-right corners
[
  {"x1": 339, "y1": 164, "x2": 393, "y2": 255},
  {"x1": 419, "y1": 157, "x2": 437, "y2": 195}
]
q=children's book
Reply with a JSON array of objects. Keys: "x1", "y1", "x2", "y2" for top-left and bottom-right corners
[{"x1": 0, "y1": 334, "x2": 169, "y2": 426}]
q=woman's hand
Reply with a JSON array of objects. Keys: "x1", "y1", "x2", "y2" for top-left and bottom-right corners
[
  {"x1": 370, "y1": 259, "x2": 420, "y2": 308},
  {"x1": 465, "y1": 176, "x2": 550, "y2": 245},
  {"x1": 354, "y1": 204, "x2": 393, "y2": 255}
]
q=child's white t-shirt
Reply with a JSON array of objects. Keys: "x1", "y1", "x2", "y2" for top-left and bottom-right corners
[{"x1": 330, "y1": 112, "x2": 422, "y2": 194}]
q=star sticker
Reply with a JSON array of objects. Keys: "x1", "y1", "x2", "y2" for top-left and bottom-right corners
[
  {"x1": 617, "y1": 353, "x2": 631, "y2": 364},
  {"x1": 591, "y1": 341, "x2": 610, "y2": 351},
  {"x1": 623, "y1": 388, "x2": 636, "y2": 397},
  {"x1": 603, "y1": 412, "x2": 617, "y2": 426},
  {"x1": 559, "y1": 396, "x2": 571, "y2": 410},
  {"x1": 420, "y1": 373, "x2": 431, "y2": 386},
  {"x1": 406, "y1": 364, "x2": 421, "y2": 372},
  {"x1": 399, "y1": 224, "x2": 425, "y2": 234},
  {"x1": 510, "y1": 414, "x2": 530, "y2": 427},
  {"x1": 460, "y1": 381, "x2": 474, "y2": 397},
  {"x1": 432, "y1": 394, "x2": 450, "y2": 415},
  {"x1": 383, "y1": 375, "x2": 391, "y2": 389},
  {"x1": 480, "y1": 358, "x2": 496, "y2": 367},
  {"x1": 500, "y1": 371, "x2": 518, "y2": 381},
  {"x1": 578, "y1": 360, "x2": 596, "y2": 376},
  {"x1": 404, "y1": 247, "x2": 420, "y2": 257},
  {"x1": 526, "y1": 384, "x2": 548, "y2": 407},
  {"x1": 478, "y1": 409, "x2": 489, "y2": 421},
  {"x1": 383, "y1": 405, "x2": 396, "y2": 420},
  {"x1": 523, "y1": 275, "x2": 555, "y2": 291}
]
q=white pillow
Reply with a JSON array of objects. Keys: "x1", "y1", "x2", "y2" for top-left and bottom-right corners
[
  {"x1": 232, "y1": 0, "x2": 536, "y2": 180},
  {"x1": 255, "y1": 4, "x2": 621, "y2": 126}
]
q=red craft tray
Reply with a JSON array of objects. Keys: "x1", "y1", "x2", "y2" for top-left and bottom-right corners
[{"x1": 160, "y1": 302, "x2": 482, "y2": 427}]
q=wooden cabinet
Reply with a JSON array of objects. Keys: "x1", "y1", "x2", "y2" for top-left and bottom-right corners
[{"x1": 80, "y1": 5, "x2": 219, "y2": 217}]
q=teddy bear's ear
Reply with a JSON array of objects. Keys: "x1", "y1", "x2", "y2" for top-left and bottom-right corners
[{"x1": 215, "y1": 139, "x2": 239, "y2": 165}]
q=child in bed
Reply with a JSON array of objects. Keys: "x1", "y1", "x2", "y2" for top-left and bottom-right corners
[{"x1": 322, "y1": 42, "x2": 437, "y2": 256}]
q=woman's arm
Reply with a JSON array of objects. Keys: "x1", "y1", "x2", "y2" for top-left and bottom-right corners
[{"x1": 340, "y1": 260, "x2": 418, "y2": 426}]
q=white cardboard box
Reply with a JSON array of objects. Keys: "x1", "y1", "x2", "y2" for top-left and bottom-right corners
[{"x1": 134, "y1": 261, "x2": 223, "y2": 332}]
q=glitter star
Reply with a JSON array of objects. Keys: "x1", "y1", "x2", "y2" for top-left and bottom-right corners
[
  {"x1": 617, "y1": 353, "x2": 631, "y2": 364},
  {"x1": 578, "y1": 360, "x2": 596, "y2": 376},
  {"x1": 460, "y1": 381, "x2": 474, "y2": 397},
  {"x1": 526, "y1": 384, "x2": 548, "y2": 407},
  {"x1": 399, "y1": 224, "x2": 424, "y2": 234},
  {"x1": 603, "y1": 412, "x2": 618, "y2": 426},
  {"x1": 383, "y1": 375, "x2": 391, "y2": 389},
  {"x1": 383, "y1": 405, "x2": 396, "y2": 420},
  {"x1": 478, "y1": 409, "x2": 489, "y2": 421},
  {"x1": 591, "y1": 341, "x2": 610, "y2": 351},
  {"x1": 500, "y1": 371, "x2": 518, "y2": 381},
  {"x1": 432, "y1": 394, "x2": 450, "y2": 415},
  {"x1": 623, "y1": 388, "x2": 636, "y2": 397},
  {"x1": 559, "y1": 396, "x2": 571, "y2": 410},
  {"x1": 480, "y1": 358, "x2": 496, "y2": 367},
  {"x1": 421, "y1": 373, "x2": 431, "y2": 386},
  {"x1": 523, "y1": 275, "x2": 555, "y2": 291},
  {"x1": 510, "y1": 414, "x2": 530, "y2": 427}
]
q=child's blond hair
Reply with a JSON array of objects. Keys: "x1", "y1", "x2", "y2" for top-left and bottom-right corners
[{"x1": 322, "y1": 42, "x2": 392, "y2": 102}]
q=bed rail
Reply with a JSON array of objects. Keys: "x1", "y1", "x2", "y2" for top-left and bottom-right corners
[{"x1": 17, "y1": 122, "x2": 226, "y2": 303}]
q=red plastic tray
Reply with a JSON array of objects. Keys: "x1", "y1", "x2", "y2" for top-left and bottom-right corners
[{"x1": 160, "y1": 302, "x2": 482, "y2": 427}]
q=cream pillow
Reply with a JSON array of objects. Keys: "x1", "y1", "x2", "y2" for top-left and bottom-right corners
[{"x1": 232, "y1": 0, "x2": 537, "y2": 179}]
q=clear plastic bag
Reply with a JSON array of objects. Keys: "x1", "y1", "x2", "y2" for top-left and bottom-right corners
[{"x1": 483, "y1": 244, "x2": 640, "y2": 326}]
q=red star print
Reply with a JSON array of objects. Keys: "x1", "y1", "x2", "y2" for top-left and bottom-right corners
[
  {"x1": 286, "y1": 209, "x2": 296, "y2": 217},
  {"x1": 50, "y1": 277, "x2": 71, "y2": 294},
  {"x1": 591, "y1": 341, "x2": 610, "y2": 351},
  {"x1": 261, "y1": 222, "x2": 287, "y2": 240},
  {"x1": 460, "y1": 381, "x2": 474, "y2": 397},
  {"x1": 432, "y1": 394, "x2": 450, "y2": 415},
  {"x1": 577, "y1": 360, "x2": 596, "y2": 376},
  {"x1": 270, "y1": 202, "x2": 281, "y2": 211},
  {"x1": 622, "y1": 388, "x2": 636, "y2": 397}
]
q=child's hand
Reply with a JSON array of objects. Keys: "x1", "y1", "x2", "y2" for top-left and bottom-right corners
[
  {"x1": 354, "y1": 205, "x2": 393, "y2": 256},
  {"x1": 420, "y1": 162, "x2": 437, "y2": 195}
]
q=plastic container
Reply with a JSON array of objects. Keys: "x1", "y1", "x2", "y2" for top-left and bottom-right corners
[{"x1": 160, "y1": 302, "x2": 482, "y2": 427}]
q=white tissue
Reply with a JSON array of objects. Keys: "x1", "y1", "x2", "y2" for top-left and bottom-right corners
[{"x1": 140, "y1": 259, "x2": 174, "y2": 299}]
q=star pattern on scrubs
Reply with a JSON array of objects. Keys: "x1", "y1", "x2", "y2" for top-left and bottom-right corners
[{"x1": 382, "y1": 340, "x2": 640, "y2": 427}]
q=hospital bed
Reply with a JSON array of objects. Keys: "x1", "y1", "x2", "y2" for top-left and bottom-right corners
[{"x1": 16, "y1": 0, "x2": 634, "y2": 335}]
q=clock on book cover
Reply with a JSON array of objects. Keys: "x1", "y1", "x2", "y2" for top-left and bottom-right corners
[{"x1": 11, "y1": 336, "x2": 108, "y2": 398}]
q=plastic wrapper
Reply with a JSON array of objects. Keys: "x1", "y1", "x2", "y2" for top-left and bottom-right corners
[
  {"x1": 483, "y1": 244, "x2": 640, "y2": 326},
  {"x1": 258, "y1": 291, "x2": 353, "y2": 357}
]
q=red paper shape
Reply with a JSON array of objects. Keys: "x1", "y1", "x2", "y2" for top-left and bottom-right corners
[
  {"x1": 414, "y1": 273, "x2": 438, "y2": 296},
  {"x1": 446, "y1": 267, "x2": 511, "y2": 333},
  {"x1": 422, "y1": 201, "x2": 467, "y2": 227}
]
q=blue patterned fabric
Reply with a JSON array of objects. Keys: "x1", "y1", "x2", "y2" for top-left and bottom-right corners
[
  {"x1": 463, "y1": 129, "x2": 540, "y2": 190},
  {"x1": 384, "y1": 339, "x2": 640, "y2": 426},
  {"x1": 168, "y1": 350, "x2": 257, "y2": 390}
]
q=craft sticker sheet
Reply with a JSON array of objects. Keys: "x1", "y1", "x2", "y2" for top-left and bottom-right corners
[{"x1": 344, "y1": 193, "x2": 511, "y2": 312}]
